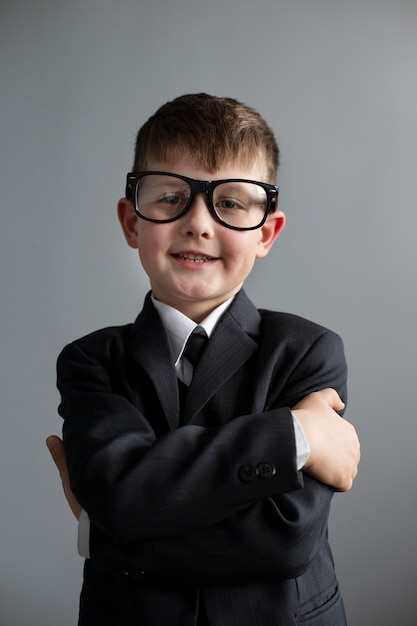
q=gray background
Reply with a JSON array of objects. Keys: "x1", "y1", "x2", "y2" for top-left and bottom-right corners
[{"x1": 1, "y1": 1, "x2": 416, "y2": 624}]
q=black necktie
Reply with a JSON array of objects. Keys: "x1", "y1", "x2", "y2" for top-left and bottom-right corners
[
  {"x1": 183, "y1": 327, "x2": 208, "y2": 368},
  {"x1": 178, "y1": 328, "x2": 208, "y2": 413}
]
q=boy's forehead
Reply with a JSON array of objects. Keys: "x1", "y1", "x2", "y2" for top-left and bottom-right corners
[{"x1": 144, "y1": 152, "x2": 271, "y2": 182}]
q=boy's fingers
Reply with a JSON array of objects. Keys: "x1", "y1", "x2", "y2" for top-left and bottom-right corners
[
  {"x1": 307, "y1": 387, "x2": 345, "y2": 411},
  {"x1": 46, "y1": 435, "x2": 82, "y2": 520},
  {"x1": 292, "y1": 388, "x2": 345, "y2": 412},
  {"x1": 315, "y1": 388, "x2": 345, "y2": 411},
  {"x1": 46, "y1": 435, "x2": 67, "y2": 476}
]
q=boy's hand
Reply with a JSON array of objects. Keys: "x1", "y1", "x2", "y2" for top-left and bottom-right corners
[
  {"x1": 292, "y1": 388, "x2": 360, "y2": 492},
  {"x1": 46, "y1": 435, "x2": 82, "y2": 520}
]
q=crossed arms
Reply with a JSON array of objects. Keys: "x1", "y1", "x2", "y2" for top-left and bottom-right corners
[{"x1": 48, "y1": 329, "x2": 360, "y2": 582}]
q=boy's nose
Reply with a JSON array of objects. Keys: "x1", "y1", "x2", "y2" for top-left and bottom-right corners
[{"x1": 179, "y1": 194, "x2": 215, "y2": 237}]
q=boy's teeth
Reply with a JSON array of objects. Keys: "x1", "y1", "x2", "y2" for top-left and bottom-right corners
[{"x1": 178, "y1": 254, "x2": 211, "y2": 262}]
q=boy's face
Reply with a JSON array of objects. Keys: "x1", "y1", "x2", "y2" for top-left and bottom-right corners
[{"x1": 118, "y1": 158, "x2": 285, "y2": 322}]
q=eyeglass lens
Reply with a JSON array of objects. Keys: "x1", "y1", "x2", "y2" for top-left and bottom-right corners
[{"x1": 135, "y1": 174, "x2": 268, "y2": 228}]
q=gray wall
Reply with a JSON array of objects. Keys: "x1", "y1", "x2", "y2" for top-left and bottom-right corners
[{"x1": 1, "y1": 1, "x2": 416, "y2": 624}]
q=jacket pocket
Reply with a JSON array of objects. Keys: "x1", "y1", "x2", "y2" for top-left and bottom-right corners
[{"x1": 294, "y1": 580, "x2": 346, "y2": 625}]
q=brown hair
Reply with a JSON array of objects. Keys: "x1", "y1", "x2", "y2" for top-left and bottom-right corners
[{"x1": 132, "y1": 93, "x2": 279, "y2": 183}]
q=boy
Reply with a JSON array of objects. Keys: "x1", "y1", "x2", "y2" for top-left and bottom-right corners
[{"x1": 50, "y1": 93, "x2": 359, "y2": 625}]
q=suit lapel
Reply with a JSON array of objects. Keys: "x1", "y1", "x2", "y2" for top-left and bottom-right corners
[
  {"x1": 184, "y1": 290, "x2": 262, "y2": 423},
  {"x1": 127, "y1": 293, "x2": 180, "y2": 431}
]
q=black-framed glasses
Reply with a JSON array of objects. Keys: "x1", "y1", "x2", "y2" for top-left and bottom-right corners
[{"x1": 125, "y1": 171, "x2": 279, "y2": 231}]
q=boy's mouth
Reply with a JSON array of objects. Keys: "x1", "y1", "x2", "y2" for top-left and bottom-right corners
[{"x1": 173, "y1": 253, "x2": 217, "y2": 263}]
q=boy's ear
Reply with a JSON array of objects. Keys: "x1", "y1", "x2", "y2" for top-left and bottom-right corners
[
  {"x1": 117, "y1": 198, "x2": 139, "y2": 249},
  {"x1": 256, "y1": 210, "x2": 286, "y2": 258}
]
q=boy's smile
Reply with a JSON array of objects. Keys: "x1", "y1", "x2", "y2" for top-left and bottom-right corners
[{"x1": 118, "y1": 158, "x2": 285, "y2": 322}]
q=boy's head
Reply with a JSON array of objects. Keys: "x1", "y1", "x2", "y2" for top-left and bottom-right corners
[
  {"x1": 132, "y1": 93, "x2": 279, "y2": 183},
  {"x1": 118, "y1": 93, "x2": 285, "y2": 322}
]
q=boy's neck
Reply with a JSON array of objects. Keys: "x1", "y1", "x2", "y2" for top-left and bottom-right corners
[{"x1": 151, "y1": 292, "x2": 236, "y2": 325}]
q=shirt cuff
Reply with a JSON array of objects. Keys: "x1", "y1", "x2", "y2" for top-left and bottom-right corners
[
  {"x1": 77, "y1": 509, "x2": 90, "y2": 558},
  {"x1": 292, "y1": 413, "x2": 310, "y2": 470}
]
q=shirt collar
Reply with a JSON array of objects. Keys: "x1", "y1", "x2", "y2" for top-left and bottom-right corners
[{"x1": 151, "y1": 294, "x2": 234, "y2": 364}]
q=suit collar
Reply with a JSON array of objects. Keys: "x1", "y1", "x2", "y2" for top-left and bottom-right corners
[{"x1": 221, "y1": 288, "x2": 262, "y2": 337}]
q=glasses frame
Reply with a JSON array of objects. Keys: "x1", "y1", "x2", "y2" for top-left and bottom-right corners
[{"x1": 125, "y1": 171, "x2": 279, "y2": 231}]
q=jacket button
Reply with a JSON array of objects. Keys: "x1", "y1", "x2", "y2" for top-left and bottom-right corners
[
  {"x1": 238, "y1": 464, "x2": 258, "y2": 483},
  {"x1": 257, "y1": 462, "x2": 276, "y2": 479}
]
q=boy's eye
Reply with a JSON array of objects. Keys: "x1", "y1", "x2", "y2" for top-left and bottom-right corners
[
  {"x1": 136, "y1": 175, "x2": 193, "y2": 220},
  {"x1": 157, "y1": 190, "x2": 190, "y2": 212},
  {"x1": 160, "y1": 193, "x2": 183, "y2": 205},
  {"x1": 216, "y1": 197, "x2": 244, "y2": 211}
]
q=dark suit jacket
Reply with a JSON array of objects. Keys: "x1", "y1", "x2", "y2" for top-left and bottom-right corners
[{"x1": 57, "y1": 290, "x2": 348, "y2": 625}]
